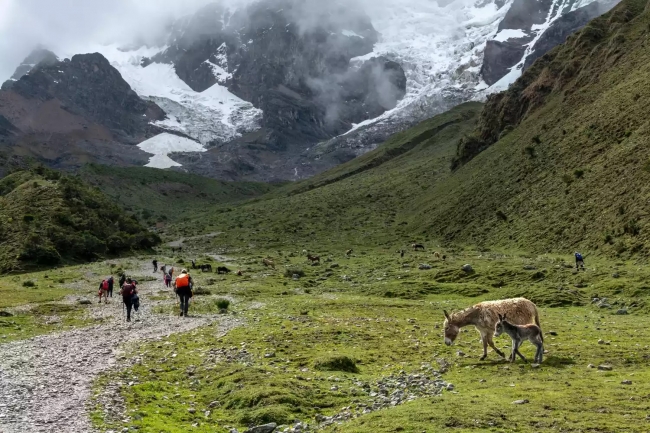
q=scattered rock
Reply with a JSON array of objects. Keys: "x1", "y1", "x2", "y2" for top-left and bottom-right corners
[
  {"x1": 531, "y1": 363, "x2": 540, "y2": 368},
  {"x1": 523, "y1": 265, "x2": 537, "y2": 270},
  {"x1": 188, "y1": 408, "x2": 196, "y2": 414},
  {"x1": 330, "y1": 263, "x2": 340, "y2": 269},
  {"x1": 418, "y1": 264, "x2": 432, "y2": 270},
  {"x1": 588, "y1": 364, "x2": 595, "y2": 369},
  {"x1": 598, "y1": 365, "x2": 613, "y2": 371},
  {"x1": 621, "y1": 380, "x2": 632, "y2": 385},
  {"x1": 598, "y1": 339, "x2": 605, "y2": 345},
  {"x1": 264, "y1": 352, "x2": 276, "y2": 358},
  {"x1": 208, "y1": 401, "x2": 221, "y2": 408},
  {"x1": 547, "y1": 331, "x2": 558, "y2": 336},
  {"x1": 461, "y1": 264, "x2": 473, "y2": 273},
  {"x1": 612, "y1": 273, "x2": 620, "y2": 278},
  {"x1": 456, "y1": 350, "x2": 466, "y2": 357},
  {"x1": 0, "y1": 311, "x2": 13, "y2": 317},
  {"x1": 615, "y1": 308, "x2": 628, "y2": 315},
  {"x1": 244, "y1": 423, "x2": 277, "y2": 433},
  {"x1": 77, "y1": 299, "x2": 92, "y2": 305},
  {"x1": 446, "y1": 383, "x2": 454, "y2": 391},
  {"x1": 512, "y1": 399, "x2": 529, "y2": 405},
  {"x1": 292, "y1": 274, "x2": 300, "y2": 280}
]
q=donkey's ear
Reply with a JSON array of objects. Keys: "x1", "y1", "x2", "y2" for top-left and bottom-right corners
[
  {"x1": 443, "y1": 310, "x2": 450, "y2": 320},
  {"x1": 497, "y1": 313, "x2": 503, "y2": 321}
]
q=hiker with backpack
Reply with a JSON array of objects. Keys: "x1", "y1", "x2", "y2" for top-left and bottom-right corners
[
  {"x1": 120, "y1": 277, "x2": 138, "y2": 322},
  {"x1": 98, "y1": 277, "x2": 111, "y2": 304},
  {"x1": 118, "y1": 273, "x2": 126, "y2": 290},
  {"x1": 153, "y1": 259, "x2": 158, "y2": 273},
  {"x1": 575, "y1": 252, "x2": 585, "y2": 271},
  {"x1": 107, "y1": 276, "x2": 114, "y2": 298},
  {"x1": 164, "y1": 271, "x2": 172, "y2": 288},
  {"x1": 174, "y1": 269, "x2": 193, "y2": 317}
]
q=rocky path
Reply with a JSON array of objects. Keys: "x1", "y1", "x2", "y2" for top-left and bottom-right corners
[{"x1": 0, "y1": 264, "x2": 241, "y2": 433}]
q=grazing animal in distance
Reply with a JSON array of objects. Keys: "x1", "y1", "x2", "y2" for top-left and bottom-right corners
[
  {"x1": 346, "y1": 249, "x2": 353, "y2": 257},
  {"x1": 442, "y1": 255, "x2": 447, "y2": 261},
  {"x1": 236, "y1": 270, "x2": 243, "y2": 276},
  {"x1": 217, "y1": 266, "x2": 231, "y2": 274},
  {"x1": 307, "y1": 254, "x2": 320, "y2": 264},
  {"x1": 412, "y1": 243, "x2": 425, "y2": 251},
  {"x1": 433, "y1": 252, "x2": 441, "y2": 259},
  {"x1": 263, "y1": 258, "x2": 276, "y2": 269},
  {"x1": 400, "y1": 249, "x2": 405, "y2": 258},
  {"x1": 442, "y1": 297, "x2": 543, "y2": 360},
  {"x1": 200, "y1": 264, "x2": 213, "y2": 272},
  {"x1": 191, "y1": 260, "x2": 196, "y2": 269},
  {"x1": 495, "y1": 313, "x2": 544, "y2": 363}
]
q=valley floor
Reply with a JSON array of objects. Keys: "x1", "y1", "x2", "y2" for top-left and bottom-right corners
[{"x1": 1, "y1": 249, "x2": 650, "y2": 433}]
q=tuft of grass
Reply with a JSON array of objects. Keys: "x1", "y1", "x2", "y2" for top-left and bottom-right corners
[
  {"x1": 314, "y1": 355, "x2": 360, "y2": 373},
  {"x1": 216, "y1": 298, "x2": 230, "y2": 310}
]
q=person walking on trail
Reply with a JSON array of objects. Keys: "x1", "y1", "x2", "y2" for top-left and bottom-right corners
[
  {"x1": 575, "y1": 252, "x2": 585, "y2": 271},
  {"x1": 161, "y1": 264, "x2": 167, "y2": 275},
  {"x1": 152, "y1": 259, "x2": 158, "y2": 273},
  {"x1": 174, "y1": 269, "x2": 193, "y2": 317},
  {"x1": 98, "y1": 278, "x2": 111, "y2": 304},
  {"x1": 164, "y1": 271, "x2": 172, "y2": 288},
  {"x1": 119, "y1": 273, "x2": 126, "y2": 290},
  {"x1": 120, "y1": 277, "x2": 138, "y2": 322},
  {"x1": 107, "y1": 276, "x2": 114, "y2": 298},
  {"x1": 169, "y1": 266, "x2": 175, "y2": 279}
]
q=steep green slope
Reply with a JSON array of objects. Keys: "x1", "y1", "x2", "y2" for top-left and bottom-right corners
[
  {"x1": 0, "y1": 167, "x2": 159, "y2": 272},
  {"x1": 176, "y1": 102, "x2": 483, "y2": 248},
  {"x1": 423, "y1": 0, "x2": 650, "y2": 255},
  {"x1": 80, "y1": 164, "x2": 277, "y2": 224}
]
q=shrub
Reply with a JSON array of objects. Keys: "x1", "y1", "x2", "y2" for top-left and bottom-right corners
[
  {"x1": 22, "y1": 214, "x2": 35, "y2": 223},
  {"x1": 496, "y1": 210, "x2": 508, "y2": 221},
  {"x1": 315, "y1": 355, "x2": 359, "y2": 373},
  {"x1": 531, "y1": 135, "x2": 541, "y2": 144},
  {"x1": 216, "y1": 298, "x2": 230, "y2": 310},
  {"x1": 22, "y1": 280, "x2": 36, "y2": 287},
  {"x1": 284, "y1": 268, "x2": 305, "y2": 278},
  {"x1": 193, "y1": 287, "x2": 211, "y2": 296},
  {"x1": 574, "y1": 169, "x2": 584, "y2": 178}
]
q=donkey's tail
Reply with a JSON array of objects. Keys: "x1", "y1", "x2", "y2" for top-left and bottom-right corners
[{"x1": 534, "y1": 308, "x2": 544, "y2": 342}]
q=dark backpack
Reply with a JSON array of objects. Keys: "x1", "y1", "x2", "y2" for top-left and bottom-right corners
[
  {"x1": 122, "y1": 283, "x2": 135, "y2": 298},
  {"x1": 575, "y1": 253, "x2": 583, "y2": 261}
]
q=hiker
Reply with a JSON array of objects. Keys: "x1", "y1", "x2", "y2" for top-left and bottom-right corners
[
  {"x1": 107, "y1": 275, "x2": 114, "y2": 298},
  {"x1": 164, "y1": 271, "x2": 172, "y2": 288},
  {"x1": 118, "y1": 273, "x2": 126, "y2": 290},
  {"x1": 174, "y1": 269, "x2": 193, "y2": 317},
  {"x1": 575, "y1": 252, "x2": 585, "y2": 271},
  {"x1": 98, "y1": 278, "x2": 110, "y2": 304},
  {"x1": 169, "y1": 266, "x2": 174, "y2": 278},
  {"x1": 120, "y1": 277, "x2": 138, "y2": 322},
  {"x1": 161, "y1": 264, "x2": 167, "y2": 275},
  {"x1": 153, "y1": 259, "x2": 158, "y2": 273}
]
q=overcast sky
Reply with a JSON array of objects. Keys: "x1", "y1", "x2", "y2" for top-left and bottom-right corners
[{"x1": 0, "y1": 0, "x2": 216, "y2": 81}]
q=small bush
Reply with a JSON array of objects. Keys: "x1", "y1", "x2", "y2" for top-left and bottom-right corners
[
  {"x1": 22, "y1": 280, "x2": 36, "y2": 287},
  {"x1": 192, "y1": 287, "x2": 211, "y2": 296},
  {"x1": 531, "y1": 135, "x2": 541, "y2": 144},
  {"x1": 623, "y1": 220, "x2": 641, "y2": 236},
  {"x1": 216, "y1": 298, "x2": 230, "y2": 310},
  {"x1": 524, "y1": 146, "x2": 536, "y2": 158},
  {"x1": 23, "y1": 214, "x2": 35, "y2": 223},
  {"x1": 315, "y1": 355, "x2": 360, "y2": 373},
  {"x1": 562, "y1": 174, "x2": 574, "y2": 185},
  {"x1": 496, "y1": 210, "x2": 508, "y2": 221},
  {"x1": 574, "y1": 169, "x2": 584, "y2": 178},
  {"x1": 284, "y1": 268, "x2": 305, "y2": 278}
]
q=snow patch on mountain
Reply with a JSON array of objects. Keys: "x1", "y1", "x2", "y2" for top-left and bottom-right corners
[
  {"x1": 493, "y1": 28, "x2": 528, "y2": 42},
  {"x1": 75, "y1": 44, "x2": 261, "y2": 146},
  {"x1": 137, "y1": 133, "x2": 206, "y2": 168}
]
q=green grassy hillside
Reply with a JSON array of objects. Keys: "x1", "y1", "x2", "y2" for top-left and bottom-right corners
[
  {"x1": 80, "y1": 164, "x2": 277, "y2": 225},
  {"x1": 166, "y1": 0, "x2": 650, "y2": 259},
  {"x1": 173, "y1": 102, "x2": 483, "y2": 250},
  {"x1": 0, "y1": 167, "x2": 159, "y2": 272}
]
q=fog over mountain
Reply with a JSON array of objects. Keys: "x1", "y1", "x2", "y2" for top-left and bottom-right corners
[{"x1": 0, "y1": 0, "x2": 615, "y2": 181}]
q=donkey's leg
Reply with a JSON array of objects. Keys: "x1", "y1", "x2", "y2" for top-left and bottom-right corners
[
  {"x1": 514, "y1": 340, "x2": 527, "y2": 362},
  {"x1": 487, "y1": 333, "x2": 505, "y2": 358},
  {"x1": 479, "y1": 331, "x2": 489, "y2": 360},
  {"x1": 535, "y1": 341, "x2": 544, "y2": 363},
  {"x1": 509, "y1": 338, "x2": 517, "y2": 362}
]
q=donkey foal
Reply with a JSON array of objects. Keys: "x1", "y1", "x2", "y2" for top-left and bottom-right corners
[{"x1": 495, "y1": 313, "x2": 544, "y2": 363}]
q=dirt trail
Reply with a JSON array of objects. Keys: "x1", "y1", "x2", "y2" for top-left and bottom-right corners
[{"x1": 0, "y1": 263, "x2": 242, "y2": 433}]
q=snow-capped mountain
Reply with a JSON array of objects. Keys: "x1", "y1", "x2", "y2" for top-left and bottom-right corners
[{"x1": 1, "y1": 0, "x2": 616, "y2": 181}]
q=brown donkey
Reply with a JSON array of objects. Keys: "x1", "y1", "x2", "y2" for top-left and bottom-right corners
[
  {"x1": 443, "y1": 297, "x2": 542, "y2": 360},
  {"x1": 495, "y1": 313, "x2": 544, "y2": 363}
]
